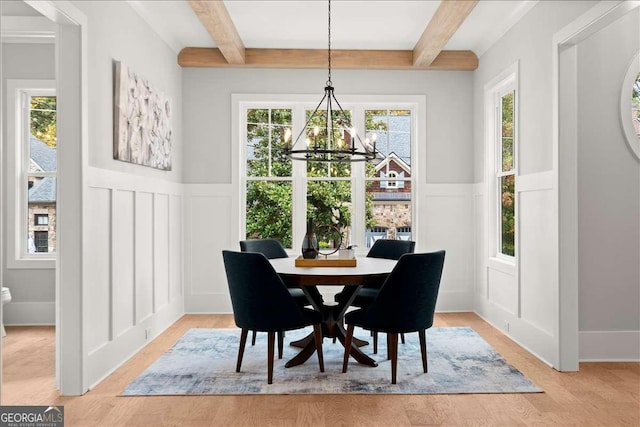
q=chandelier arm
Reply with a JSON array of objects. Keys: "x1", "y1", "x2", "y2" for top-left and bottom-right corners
[{"x1": 289, "y1": 91, "x2": 328, "y2": 150}]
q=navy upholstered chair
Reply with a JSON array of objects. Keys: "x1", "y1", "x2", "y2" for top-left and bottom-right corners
[
  {"x1": 240, "y1": 239, "x2": 310, "y2": 346},
  {"x1": 222, "y1": 250, "x2": 324, "y2": 384},
  {"x1": 342, "y1": 251, "x2": 445, "y2": 384},
  {"x1": 335, "y1": 239, "x2": 415, "y2": 352}
]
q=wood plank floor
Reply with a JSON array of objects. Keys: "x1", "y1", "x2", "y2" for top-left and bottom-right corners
[{"x1": 2, "y1": 313, "x2": 639, "y2": 426}]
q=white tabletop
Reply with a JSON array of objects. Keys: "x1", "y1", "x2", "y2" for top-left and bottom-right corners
[{"x1": 269, "y1": 256, "x2": 397, "y2": 277}]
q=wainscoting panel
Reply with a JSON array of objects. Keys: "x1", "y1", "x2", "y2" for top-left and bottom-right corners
[
  {"x1": 85, "y1": 167, "x2": 184, "y2": 389},
  {"x1": 420, "y1": 184, "x2": 474, "y2": 311},
  {"x1": 184, "y1": 187, "x2": 236, "y2": 313},
  {"x1": 153, "y1": 193, "x2": 170, "y2": 311},
  {"x1": 473, "y1": 171, "x2": 558, "y2": 366},
  {"x1": 85, "y1": 187, "x2": 112, "y2": 354},
  {"x1": 112, "y1": 189, "x2": 135, "y2": 338},
  {"x1": 135, "y1": 192, "x2": 155, "y2": 323},
  {"x1": 519, "y1": 187, "x2": 556, "y2": 336},
  {"x1": 169, "y1": 195, "x2": 183, "y2": 301}
]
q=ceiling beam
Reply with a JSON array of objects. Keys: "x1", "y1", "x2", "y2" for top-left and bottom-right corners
[
  {"x1": 188, "y1": 0, "x2": 245, "y2": 64},
  {"x1": 178, "y1": 48, "x2": 478, "y2": 70},
  {"x1": 413, "y1": 0, "x2": 478, "y2": 67}
]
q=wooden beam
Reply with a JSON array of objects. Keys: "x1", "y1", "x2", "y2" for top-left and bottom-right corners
[
  {"x1": 178, "y1": 47, "x2": 478, "y2": 70},
  {"x1": 413, "y1": 0, "x2": 478, "y2": 67},
  {"x1": 188, "y1": 0, "x2": 245, "y2": 64}
]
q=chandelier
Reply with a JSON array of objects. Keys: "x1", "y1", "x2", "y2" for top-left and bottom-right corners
[{"x1": 283, "y1": 0, "x2": 378, "y2": 163}]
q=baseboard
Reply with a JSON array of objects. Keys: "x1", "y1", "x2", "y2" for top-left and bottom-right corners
[
  {"x1": 3, "y1": 301, "x2": 55, "y2": 325},
  {"x1": 579, "y1": 330, "x2": 640, "y2": 361}
]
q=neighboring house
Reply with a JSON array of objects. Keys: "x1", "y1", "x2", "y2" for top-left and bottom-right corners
[
  {"x1": 28, "y1": 136, "x2": 56, "y2": 253},
  {"x1": 367, "y1": 113, "x2": 412, "y2": 244}
]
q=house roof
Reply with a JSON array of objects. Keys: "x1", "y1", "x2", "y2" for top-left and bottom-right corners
[
  {"x1": 29, "y1": 177, "x2": 56, "y2": 203},
  {"x1": 375, "y1": 152, "x2": 411, "y2": 175},
  {"x1": 371, "y1": 114, "x2": 411, "y2": 166},
  {"x1": 30, "y1": 135, "x2": 56, "y2": 172}
]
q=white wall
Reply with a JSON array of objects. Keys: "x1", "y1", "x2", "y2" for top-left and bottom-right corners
[
  {"x1": 65, "y1": 0, "x2": 185, "y2": 389},
  {"x1": 576, "y1": 7, "x2": 640, "y2": 361},
  {"x1": 1, "y1": 43, "x2": 56, "y2": 325},
  {"x1": 472, "y1": 0, "x2": 598, "y2": 367},
  {"x1": 182, "y1": 68, "x2": 475, "y2": 313}
]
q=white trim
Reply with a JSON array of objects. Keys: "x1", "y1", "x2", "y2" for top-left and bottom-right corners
[
  {"x1": 579, "y1": 331, "x2": 640, "y2": 362},
  {"x1": 5, "y1": 80, "x2": 56, "y2": 269},
  {"x1": 25, "y1": 0, "x2": 90, "y2": 395},
  {"x1": 552, "y1": 0, "x2": 640, "y2": 372},
  {"x1": 484, "y1": 61, "x2": 519, "y2": 263},
  {"x1": 0, "y1": 16, "x2": 56, "y2": 44}
]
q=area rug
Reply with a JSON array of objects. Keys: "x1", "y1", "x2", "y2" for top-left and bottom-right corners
[{"x1": 123, "y1": 327, "x2": 541, "y2": 395}]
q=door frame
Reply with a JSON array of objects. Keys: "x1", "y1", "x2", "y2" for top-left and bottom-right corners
[{"x1": 552, "y1": 0, "x2": 640, "y2": 371}]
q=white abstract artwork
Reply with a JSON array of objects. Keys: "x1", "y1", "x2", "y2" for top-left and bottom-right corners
[{"x1": 114, "y1": 61, "x2": 172, "y2": 170}]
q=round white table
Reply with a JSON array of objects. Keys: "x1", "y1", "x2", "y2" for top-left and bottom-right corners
[{"x1": 269, "y1": 256, "x2": 397, "y2": 368}]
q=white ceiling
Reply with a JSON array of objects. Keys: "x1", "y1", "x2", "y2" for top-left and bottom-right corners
[{"x1": 127, "y1": 0, "x2": 538, "y2": 56}]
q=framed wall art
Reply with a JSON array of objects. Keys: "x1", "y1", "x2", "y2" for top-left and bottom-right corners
[{"x1": 113, "y1": 60, "x2": 172, "y2": 170}]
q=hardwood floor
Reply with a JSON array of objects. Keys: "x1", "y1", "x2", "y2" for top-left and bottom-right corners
[{"x1": 2, "y1": 313, "x2": 639, "y2": 426}]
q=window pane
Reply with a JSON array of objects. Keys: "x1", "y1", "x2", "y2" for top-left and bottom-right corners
[
  {"x1": 500, "y1": 174, "x2": 515, "y2": 256},
  {"x1": 29, "y1": 97, "x2": 57, "y2": 173},
  {"x1": 501, "y1": 92, "x2": 514, "y2": 172},
  {"x1": 307, "y1": 181, "x2": 352, "y2": 248},
  {"x1": 365, "y1": 109, "x2": 411, "y2": 170},
  {"x1": 28, "y1": 177, "x2": 56, "y2": 253},
  {"x1": 246, "y1": 109, "x2": 291, "y2": 177},
  {"x1": 246, "y1": 181, "x2": 292, "y2": 247},
  {"x1": 365, "y1": 180, "x2": 412, "y2": 249}
]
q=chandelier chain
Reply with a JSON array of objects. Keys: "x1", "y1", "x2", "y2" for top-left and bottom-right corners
[{"x1": 327, "y1": 0, "x2": 332, "y2": 86}]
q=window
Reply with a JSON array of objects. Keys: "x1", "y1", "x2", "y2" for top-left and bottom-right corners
[
  {"x1": 239, "y1": 96, "x2": 418, "y2": 251},
  {"x1": 6, "y1": 80, "x2": 57, "y2": 266},
  {"x1": 34, "y1": 231, "x2": 49, "y2": 253},
  {"x1": 498, "y1": 91, "x2": 515, "y2": 256},
  {"x1": 365, "y1": 110, "x2": 412, "y2": 245},
  {"x1": 485, "y1": 65, "x2": 517, "y2": 260},
  {"x1": 34, "y1": 214, "x2": 49, "y2": 226}
]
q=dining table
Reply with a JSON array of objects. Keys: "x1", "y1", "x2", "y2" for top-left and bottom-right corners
[{"x1": 269, "y1": 255, "x2": 397, "y2": 368}]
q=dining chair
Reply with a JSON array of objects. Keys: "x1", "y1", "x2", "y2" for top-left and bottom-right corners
[
  {"x1": 334, "y1": 239, "x2": 415, "y2": 352},
  {"x1": 240, "y1": 238, "x2": 320, "y2": 347},
  {"x1": 342, "y1": 251, "x2": 445, "y2": 384},
  {"x1": 222, "y1": 250, "x2": 325, "y2": 384}
]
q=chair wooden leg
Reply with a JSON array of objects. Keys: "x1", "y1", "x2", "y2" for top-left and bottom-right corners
[
  {"x1": 418, "y1": 329, "x2": 428, "y2": 373},
  {"x1": 401, "y1": 333, "x2": 405, "y2": 344},
  {"x1": 313, "y1": 324, "x2": 324, "y2": 373},
  {"x1": 251, "y1": 330, "x2": 257, "y2": 346},
  {"x1": 389, "y1": 332, "x2": 398, "y2": 384},
  {"x1": 373, "y1": 330, "x2": 378, "y2": 354},
  {"x1": 267, "y1": 331, "x2": 275, "y2": 384},
  {"x1": 236, "y1": 328, "x2": 249, "y2": 372},
  {"x1": 342, "y1": 324, "x2": 355, "y2": 373},
  {"x1": 277, "y1": 331, "x2": 284, "y2": 359}
]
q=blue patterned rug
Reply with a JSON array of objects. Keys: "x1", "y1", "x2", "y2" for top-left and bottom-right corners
[{"x1": 123, "y1": 327, "x2": 541, "y2": 395}]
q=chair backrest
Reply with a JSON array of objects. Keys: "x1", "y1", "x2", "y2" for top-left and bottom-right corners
[
  {"x1": 222, "y1": 250, "x2": 307, "y2": 332},
  {"x1": 367, "y1": 239, "x2": 416, "y2": 260},
  {"x1": 364, "y1": 251, "x2": 445, "y2": 333},
  {"x1": 239, "y1": 239, "x2": 288, "y2": 259}
]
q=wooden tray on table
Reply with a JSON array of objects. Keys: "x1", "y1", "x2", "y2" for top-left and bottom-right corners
[{"x1": 294, "y1": 256, "x2": 357, "y2": 267}]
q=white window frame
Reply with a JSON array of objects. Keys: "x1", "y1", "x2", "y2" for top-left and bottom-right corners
[
  {"x1": 484, "y1": 63, "x2": 518, "y2": 269},
  {"x1": 6, "y1": 79, "x2": 56, "y2": 268},
  {"x1": 234, "y1": 94, "x2": 421, "y2": 255}
]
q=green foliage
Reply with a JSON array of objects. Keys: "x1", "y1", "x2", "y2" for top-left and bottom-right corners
[
  {"x1": 30, "y1": 97, "x2": 57, "y2": 148},
  {"x1": 500, "y1": 92, "x2": 515, "y2": 256},
  {"x1": 245, "y1": 107, "x2": 375, "y2": 248}
]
